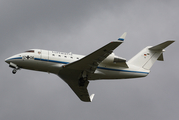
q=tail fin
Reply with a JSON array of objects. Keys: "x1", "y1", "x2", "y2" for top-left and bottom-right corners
[{"x1": 128, "y1": 41, "x2": 175, "y2": 70}]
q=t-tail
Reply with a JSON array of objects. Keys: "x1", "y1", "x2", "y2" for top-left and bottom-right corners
[{"x1": 128, "y1": 41, "x2": 175, "y2": 70}]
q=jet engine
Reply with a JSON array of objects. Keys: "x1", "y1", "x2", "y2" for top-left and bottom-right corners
[{"x1": 102, "y1": 53, "x2": 126, "y2": 65}]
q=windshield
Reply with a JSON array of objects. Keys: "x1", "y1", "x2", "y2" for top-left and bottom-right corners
[{"x1": 25, "y1": 50, "x2": 34, "y2": 53}]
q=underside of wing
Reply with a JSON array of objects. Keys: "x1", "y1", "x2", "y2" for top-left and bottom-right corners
[
  {"x1": 58, "y1": 69, "x2": 93, "y2": 102},
  {"x1": 68, "y1": 81, "x2": 92, "y2": 102}
]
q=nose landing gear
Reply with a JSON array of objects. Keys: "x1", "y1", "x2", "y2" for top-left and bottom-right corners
[
  {"x1": 9, "y1": 62, "x2": 19, "y2": 74},
  {"x1": 12, "y1": 69, "x2": 17, "y2": 74}
]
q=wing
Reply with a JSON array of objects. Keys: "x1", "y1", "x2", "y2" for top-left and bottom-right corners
[
  {"x1": 58, "y1": 69, "x2": 94, "y2": 102},
  {"x1": 64, "y1": 32, "x2": 127, "y2": 73},
  {"x1": 67, "y1": 79, "x2": 94, "y2": 102},
  {"x1": 59, "y1": 32, "x2": 127, "y2": 102}
]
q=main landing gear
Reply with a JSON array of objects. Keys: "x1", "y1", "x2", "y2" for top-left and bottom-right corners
[
  {"x1": 79, "y1": 77, "x2": 87, "y2": 86},
  {"x1": 78, "y1": 71, "x2": 88, "y2": 86}
]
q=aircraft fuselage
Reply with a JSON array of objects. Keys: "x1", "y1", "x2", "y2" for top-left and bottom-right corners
[{"x1": 5, "y1": 49, "x2": 149, "y2": 80}]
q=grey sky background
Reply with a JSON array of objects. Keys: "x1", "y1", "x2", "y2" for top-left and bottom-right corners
[{"x1": 0, "y1": 0, "x2": 179, "y2": 120}]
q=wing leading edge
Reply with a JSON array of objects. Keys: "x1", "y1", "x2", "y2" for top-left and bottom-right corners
[
  {"x1": 58, "y1": 32, "x2": 127, "y2": 102},
  {"x1": 65, "y1": 32, "x2": 127, "y2": 73}
]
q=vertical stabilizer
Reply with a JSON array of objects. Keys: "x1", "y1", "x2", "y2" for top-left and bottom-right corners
[{"x1": 128, "y1": 41, "x2": 174, "y2": 70}]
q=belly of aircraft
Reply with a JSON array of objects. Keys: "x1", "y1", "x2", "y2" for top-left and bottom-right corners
[
  {"x1": 89, "y1": 68, "x2": 148, "y2": 80},
  {"x1": 14, "y1": 59, "x2": 61, "y2": 74}
]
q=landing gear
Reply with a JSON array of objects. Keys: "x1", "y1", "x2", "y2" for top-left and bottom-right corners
[
  {"x1": 79, "y1": 77, "x2": 87, "y2": 86},
  {"x1": 78, "y1": 71, "x2": 88, "y2": 86},
  {"x1": 9, "y1": 62, "x2": 19, "y2": 74},
  {"x1": 12, "y1": 69, "x2": 17, "y2": 74}
]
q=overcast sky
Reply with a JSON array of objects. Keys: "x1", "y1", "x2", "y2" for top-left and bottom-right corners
[{"x1": 0, "y1": 0, "x2": 179, "y2": 120}]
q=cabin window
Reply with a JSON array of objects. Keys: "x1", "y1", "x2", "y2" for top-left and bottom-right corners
[
  {"x1": 52, "y1": 54, "x2": 55, "y2": 56},
  {"x1": 59, "y1": 55, "x2": 61, "y2": 57}
]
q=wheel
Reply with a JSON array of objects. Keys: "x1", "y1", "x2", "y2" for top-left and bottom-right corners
[
  {"x1": 79, "y1": 82, "x2": 84, "y2": 86},
  {"x1": 79, "y1": 78, "x2": 85, "y2": 86},
  {"x1": 12, "y1": 69, "x2": 17, "y2": 74}
]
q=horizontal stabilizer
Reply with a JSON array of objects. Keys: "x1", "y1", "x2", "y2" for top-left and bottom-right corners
[
  {"x1": 149, "y1": 41, "x2": 175, "y2": 50},
  {"x1": 128, "y1": 40, "x2": 175, "y2": 70}
]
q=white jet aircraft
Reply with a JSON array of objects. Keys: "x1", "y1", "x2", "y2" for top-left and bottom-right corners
[{"x1": 5, "y1": 33, "x2": 174, "y2": 102}]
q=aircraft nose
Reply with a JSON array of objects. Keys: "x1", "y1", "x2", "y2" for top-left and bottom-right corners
[
  {"x1": 5, "y1": 57, "x2": 11, "y2": 64},
  {"x1": 5, "y1": 54, "x2": 22, "y2": 64},
  {"x1": 5, "y1": 55, "x2": 17, "y2": 64}
]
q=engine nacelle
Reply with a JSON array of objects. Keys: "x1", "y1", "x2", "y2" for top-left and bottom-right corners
[{"x1": 102, "y1": 53, "x2": 126, "y2": 65}]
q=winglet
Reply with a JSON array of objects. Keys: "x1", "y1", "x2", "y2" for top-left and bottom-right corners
[
  {"x1": 90, "y1": 94, "x2": 95, "y2": 102},
  {"x1": 118, "y1": 32, "x2": 127, "y2": 41}
]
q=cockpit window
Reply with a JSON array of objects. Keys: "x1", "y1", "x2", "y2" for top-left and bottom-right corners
[{"x1": 25, "y1": 50, "x2": 34, "y2": 53}]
